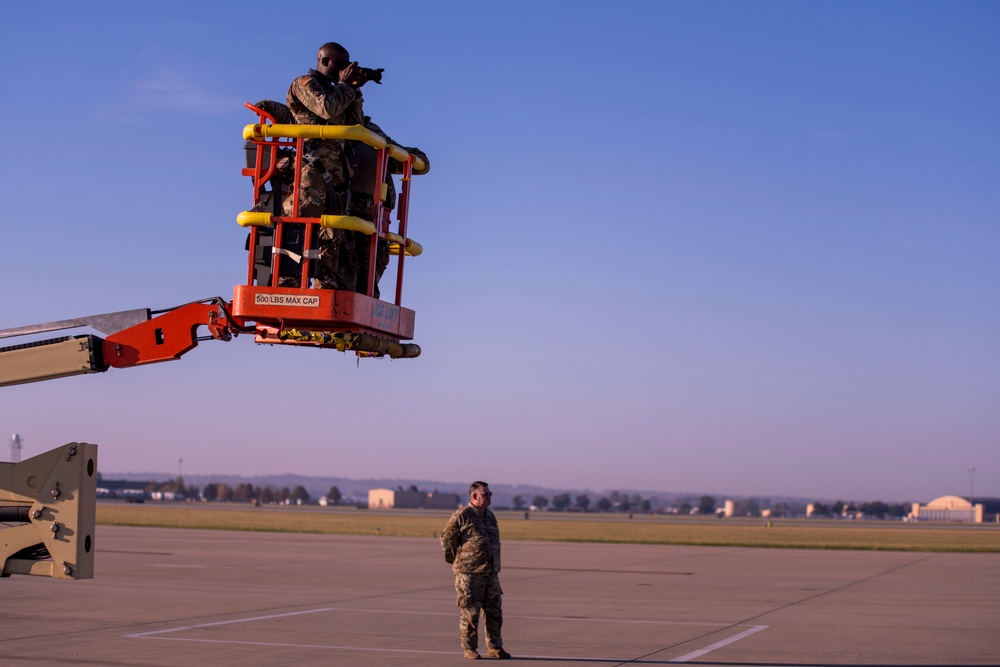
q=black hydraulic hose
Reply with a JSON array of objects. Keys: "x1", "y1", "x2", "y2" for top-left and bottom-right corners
[{"x1": 0, "y1": 506, "x2": 31, "y2": 523}]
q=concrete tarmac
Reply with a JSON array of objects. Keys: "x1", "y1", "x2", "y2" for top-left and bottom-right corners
[{"x1": 1, "y1": 525, "x2": 998, "y2": 665}]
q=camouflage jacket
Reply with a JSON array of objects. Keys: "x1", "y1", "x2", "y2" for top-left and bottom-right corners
[
  {"x1": 286, "y1": 68, "x2": 361, "y2": 126},
  {"x1": 286, "y1": 69, "x2": 363, "y2": 184},
  {"x1": 441, "y1": 504, "x2": 501, "y2": 574}
]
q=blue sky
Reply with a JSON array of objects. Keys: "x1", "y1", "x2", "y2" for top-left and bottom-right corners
[{"x1": 2, "y1": 1, "x2": 997, "y2": 502}]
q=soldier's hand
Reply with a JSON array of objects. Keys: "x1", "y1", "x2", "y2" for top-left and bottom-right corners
[{"x1": 340, "y1": 62, "x2": 365, "y2": 88}]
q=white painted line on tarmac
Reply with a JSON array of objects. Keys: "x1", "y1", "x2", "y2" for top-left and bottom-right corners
[
  {"x1": 129, "y1": 636, "x2": 460, "y2": 655},
  {"x1": 125, "y1": 607, "x2": 339, "y2": 638},
  {"x1": 509, "y1": 612, "x2": 731, "y2": 627},
  {"x1": 126, "y1": 606, "x2": 769, "y2": 662},
  {"x1": 669, "y1": 624, "x2": 769, "y2": 662}
]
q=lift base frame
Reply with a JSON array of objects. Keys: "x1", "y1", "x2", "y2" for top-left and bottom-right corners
[{"x1": 1, "y1": 443, "x2": 98, "y2": 580}]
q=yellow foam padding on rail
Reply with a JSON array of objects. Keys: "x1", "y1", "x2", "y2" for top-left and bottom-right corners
[
  {"x1": 387, "y1": 233, "x2": 423, "y2": 257},
  {"x1": 238, "y1": 211, "x2": 419, "y2": 254},
  {"x1": 243, "y1": 123, "x2": 428, "y2": 174},
  {"x1": 320, "y1": 215, "x2": 376, "y2": 235},
  {"x1": 244, "y1": 123, "x2": 378, "y2": 144},
  {"x1": 238, "y1": 212, "x2": 377, "y2": 236},
  {"x1": 237, "y1": 211, "x2": 273, "y2": 227}
]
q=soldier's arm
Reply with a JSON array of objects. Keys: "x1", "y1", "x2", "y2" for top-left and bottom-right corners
[
  {"x1": 407, "y1": 147, "x2": 429, "y2": 174},
  {"x1": 292, "y1": 76, "x2": 357, "y2": 122},
  {"x1": 365, "y1": 119, "x2": 428, "y2": 173},
  {"x1": 440, "y1": 513, "x2": 463, "y2": 564},
  {"x1": 392, "y1": 145, "x2": 428, "y2": 174}
]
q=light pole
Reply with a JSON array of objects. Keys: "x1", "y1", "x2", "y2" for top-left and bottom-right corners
[{"x1": 10, "y1": 433, "x2": 22, "y2": 463}]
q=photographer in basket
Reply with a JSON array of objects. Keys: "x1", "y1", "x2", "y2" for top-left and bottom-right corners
[{"x1": 283, "y1": 42, "x2": 373, "y2": 290}]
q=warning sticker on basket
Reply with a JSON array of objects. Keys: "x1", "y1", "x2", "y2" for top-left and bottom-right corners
[{"x1": 255, "y1": 294, "x2": 320, "y2": 307}]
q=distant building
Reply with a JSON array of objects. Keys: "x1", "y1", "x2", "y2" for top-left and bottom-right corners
[
  {"x1": 368, "y1": 488, "x2": 460, "y2": 510},
  {"x1": 96, "y1": 479, "x2": 149, "y2": 500},
  {"x1": 909, "y1": 496, "x2": 1000, "y2": 523},
  {"x1": 723, "y1": 499, "x2": 735, "y2": 517}
]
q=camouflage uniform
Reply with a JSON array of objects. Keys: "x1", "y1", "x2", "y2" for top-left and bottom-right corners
[
  {"x1": 349, "y1": 117, "x2": 429, "y2": 298},
  {"x1": 346, "y1": 192, "x2": 386, "y2": 296},
  {"x1": 284, "y1": 69, "x2": 363, "y2": 289},
  {"x1": 441, "y1": 504, "x2": 504, "y2": 654}
]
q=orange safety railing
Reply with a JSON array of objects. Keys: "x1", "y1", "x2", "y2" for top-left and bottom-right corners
[{"x1": 239, "y1": 102, "x2": 425, "y2": 307}]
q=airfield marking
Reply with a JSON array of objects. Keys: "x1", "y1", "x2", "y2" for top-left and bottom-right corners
[
  {"x1": 129, "y1": 635, "x2": 460, "y2": 656},
  {"x1": 668, "y1": 624, "x2": 769, "y2": 662},
  {"x1": 125, "y1": 606, "x2": 768, "y2": 661},
  {"x1": 124, "y1": 607, "x2": 340, "y2": 638}
]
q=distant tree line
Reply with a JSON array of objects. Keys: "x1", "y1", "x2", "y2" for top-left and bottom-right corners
[
  {"x1": 809, "y1": 500, "x2": 910, "y2": 519},
  {"x1": 136, "y1": 480, "x2": 913, "y2": 518},
  {"x1": 512, "y1": 490, "x2": 658, "y2": 514},
  {"x1": 200, "y1": 482, "x2": 311, "y2": 504},
  {"x1": 505, "y1": 493, "x2": 911, "y2": 519},
  {"x1": 144, "y1": 477, "x2": 315, "y2": 505}
]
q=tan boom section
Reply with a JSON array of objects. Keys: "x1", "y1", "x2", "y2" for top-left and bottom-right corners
[
  {"x1": 0, "y1": 336, "x2": 107, "y2": 388},
  {"x1": 1, "y1": 443, "x2": 98, "y2": 580}
]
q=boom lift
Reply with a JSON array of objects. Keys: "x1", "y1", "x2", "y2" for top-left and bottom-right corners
[
  {"x1": 0, "y1": 104, "x2": 428, "y2": 388},
  {"x1": 0, "y1": 108, "x2": 428, "y2": 580}
]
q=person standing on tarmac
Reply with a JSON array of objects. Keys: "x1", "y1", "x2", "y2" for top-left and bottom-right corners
[
  {"x1": 284, "y1": 42, "x2": 366, "y2": 290},
  {"x1": 441, "y1": 482, "x2": 512, "y2": 660}
]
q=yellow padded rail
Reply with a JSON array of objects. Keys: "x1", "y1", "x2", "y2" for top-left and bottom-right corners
[
  {"x1": 319, "y1": 215, "x2": 376, "y2": 235},
  {"x1": 243, "y1": 123, "x2": 428, "y2": 174},
  {"x1": 387, "y1": 233, "x2": 423, "y2": 257},
  {"x1": 237, "y1": 211, "x2": 272, "y2": 227},
  {"x1": 237, "y1": 212, "x2": 420, "y2": 256},
  {"x1": 237, "y1": 212, "x2": 420, "y2": 255},
  {"x1": 237, "y1": 212, "x2": 374, "y2": 235}
]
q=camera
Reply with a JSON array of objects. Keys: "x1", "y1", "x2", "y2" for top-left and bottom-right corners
[{"x1": 359, "y1": 67, "x2": 384, "y2": 85}]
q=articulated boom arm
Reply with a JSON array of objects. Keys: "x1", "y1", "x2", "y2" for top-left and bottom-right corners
[
  {"x1": 102, "y1": 301, "x2": 235, "y2": 368},
  {"x1": 0, "y1": 110, "x2": 427, "y2": 390},
  {"x1": 0, "y1": 108, "x2": 430, "y2": 589},
  {"x1": 0, "y1": 298, "x2": 239, "y2": 388}
]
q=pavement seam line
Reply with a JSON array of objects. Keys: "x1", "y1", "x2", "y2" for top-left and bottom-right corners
[{"x1": 610, "y1": 552, "x2": 942, "y2": 664}]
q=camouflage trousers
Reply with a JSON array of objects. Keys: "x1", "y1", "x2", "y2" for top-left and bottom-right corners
[
  {"x1": 281, "y1": 163, "x2": 355, "y2": 289},
  {"x1": 353, "y1": 232, "x2": 389, "y2": 297},
  {"x1": 454, "y1": 572, "x2": 503, "y2": 652},
  {"x1": 314, "y1": 227, "x2": 354, "y2": 290},
  {"x1": 282, "y1": 163, "x2": 329, "y2": 219},
  {"x1": 350, "y1": 194, "x2": 390, "y2": 297}
]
